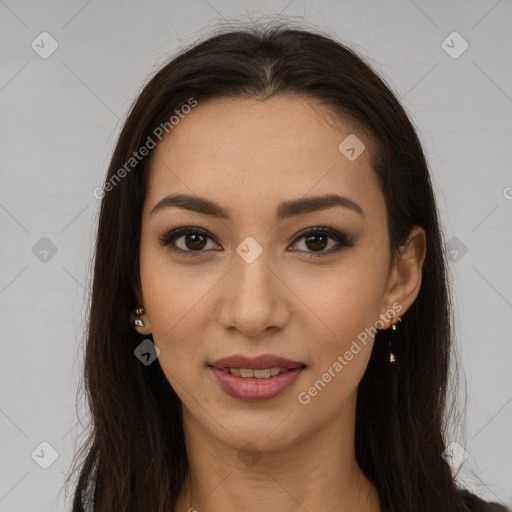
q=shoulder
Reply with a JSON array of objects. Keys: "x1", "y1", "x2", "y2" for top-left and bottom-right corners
[{"x1": 460, "y1": 488, "x2": 511, "y2": 512}]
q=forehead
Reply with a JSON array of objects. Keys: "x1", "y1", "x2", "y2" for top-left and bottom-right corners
[{"x1": 145, "y1": 96, "x2": 384, "y2": 222}]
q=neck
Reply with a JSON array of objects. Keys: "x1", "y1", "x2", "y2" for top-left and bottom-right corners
[{"x1": 173, "y1": 392, "x2": 381, "y2": 512}]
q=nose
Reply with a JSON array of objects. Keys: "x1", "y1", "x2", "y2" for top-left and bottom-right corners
[{"x1": 217, "y1": 243, "x2": 289, "y2": 338}]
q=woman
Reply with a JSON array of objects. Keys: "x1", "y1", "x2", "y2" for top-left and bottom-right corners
[{"x1": 67, "y1": 21, "x2": 511, "y2": 512}]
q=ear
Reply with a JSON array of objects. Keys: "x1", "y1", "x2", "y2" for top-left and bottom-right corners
[{"x1": 379, "y1": 225, "x2": 427, "y2": 328}]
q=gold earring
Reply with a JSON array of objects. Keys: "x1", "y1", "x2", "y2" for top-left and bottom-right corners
[
  {"x1": 391, "y1": 316, "x2": 402, "y2": 331},
  {"x1": 389, "y1": 316, "x2": 401, "y2": 363},
  {"x1": 132, "y1": 306, "x2": 149, "y2": 331}
]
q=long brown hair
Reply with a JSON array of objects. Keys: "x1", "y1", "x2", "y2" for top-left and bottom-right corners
[{"x1": 65, "y1": 19, "x2": 510, "y2": 512}]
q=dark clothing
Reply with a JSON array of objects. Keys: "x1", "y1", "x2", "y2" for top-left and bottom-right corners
[
  {"x1": 461, "y1": 488, "x2": 512, "y2": 512},
  {"x1": 85, "y1": 487, "x2": 511, "y2": 511},
  {"x1": 168, "y1": 491, "x2": 511, "y2": 512}
]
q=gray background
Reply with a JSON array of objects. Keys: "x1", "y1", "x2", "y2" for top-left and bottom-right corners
[{"x1": 1, "y1": 0, "x2": 511, "y2": 510}]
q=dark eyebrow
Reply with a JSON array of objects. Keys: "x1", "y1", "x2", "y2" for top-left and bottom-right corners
[{"x1": 150, "y1": 193, "x2": 364, "y2": 220}]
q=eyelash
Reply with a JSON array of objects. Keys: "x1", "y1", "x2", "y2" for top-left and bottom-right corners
[{"x1": 158, "y1": 225, "x2": 354, "y2": 258}]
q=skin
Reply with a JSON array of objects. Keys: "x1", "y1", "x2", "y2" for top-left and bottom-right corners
[{"x1": 131, "y1": 95, "x2": 426, "y2": 512}]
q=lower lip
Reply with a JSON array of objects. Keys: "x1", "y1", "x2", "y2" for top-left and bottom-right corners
[{"x1": 208, "y1": 366, "x2": 305, "y2": 402}]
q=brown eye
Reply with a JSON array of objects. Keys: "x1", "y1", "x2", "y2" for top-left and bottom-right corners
[
  {"x1": 182, "y1": 232, "x2": 207, "y2": 250},
  {"x1": 159, "y1": 227, "x2": 220, "y2": 256},
  {"x1": 289, "y1": 227, "x2": 353, "y2": 257},
  {"x1": 304, "y1": 233, "x2": 328, "y2": 251}
]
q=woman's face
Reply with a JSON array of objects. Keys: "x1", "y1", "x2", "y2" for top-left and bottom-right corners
[{"x1": 137, "y1": 95, "x2": 417, "y2": 452}]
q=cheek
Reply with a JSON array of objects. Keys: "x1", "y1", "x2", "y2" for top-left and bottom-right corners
[
  {"x1": 293, "y1": 264, "x2": 384, "y2": 411},
  {"x1": 139, "y1": 250, "x2": 208, "y2": 374},
  {"x1": 292, "y1": 255, "x2": 386, "y2": 346}
]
